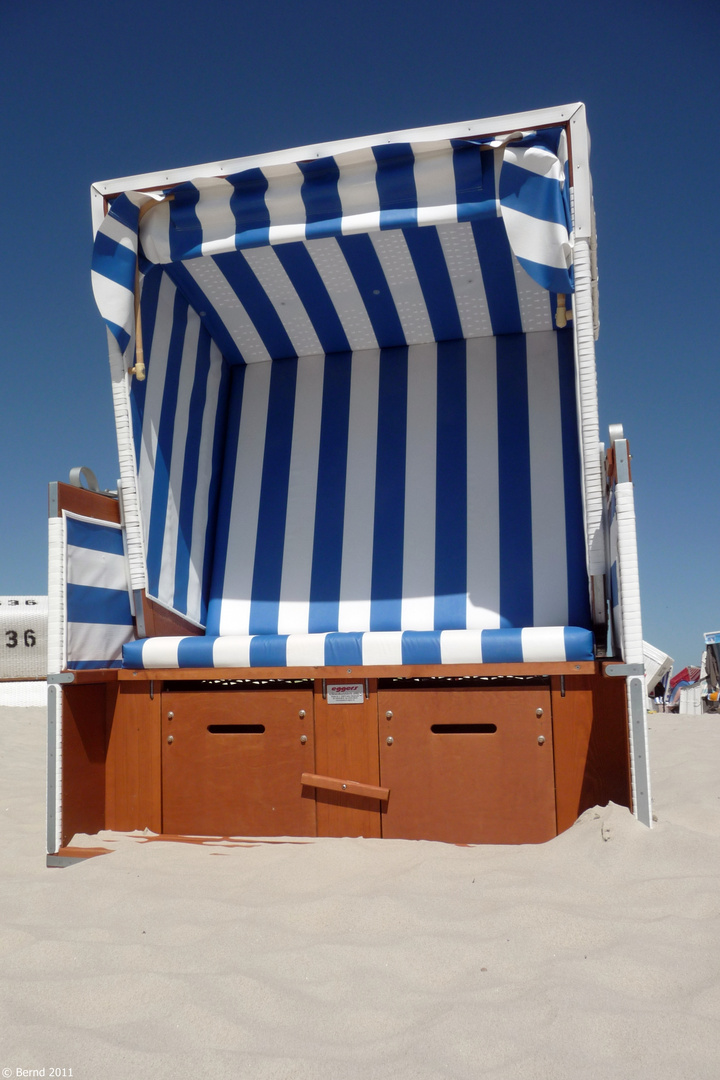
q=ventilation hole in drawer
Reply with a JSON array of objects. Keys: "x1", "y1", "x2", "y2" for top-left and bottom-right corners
[
  {"x1": 430, "y1": 723, "x2": 497, "y2": 734},
  {"x1": 207, "y1": 724, "x2": 266, "y2": 734}
]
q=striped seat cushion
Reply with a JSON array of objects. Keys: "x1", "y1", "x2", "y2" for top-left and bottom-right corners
[{"x1": 123, "y1": 626, "x2": 594, "y2": 669}]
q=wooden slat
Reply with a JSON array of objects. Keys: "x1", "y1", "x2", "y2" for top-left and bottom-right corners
[
  {"x1": 301, "y1": 773, "x2": 389, "y2": 802},
  {"x1": 52, "y1": 481, "x2": 121, "y2": 523},
  {"x1": 118, "y1": 661, "x2": 597, "y2": 682}
]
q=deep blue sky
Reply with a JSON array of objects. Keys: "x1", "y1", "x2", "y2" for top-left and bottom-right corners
[{"x1": 1, "y1": 0, "x2": 718, "y2": 669}]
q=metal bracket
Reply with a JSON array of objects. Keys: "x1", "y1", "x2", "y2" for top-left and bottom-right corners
[
  {"x1": 605, "y1": 663, "x2": 644, "y2": 678},
  {"x1": 47, "y1": 672, "x2": 75, "y2": 685}
]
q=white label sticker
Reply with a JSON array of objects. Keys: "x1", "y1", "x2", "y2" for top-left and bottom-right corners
[{"x1": 326, "y1": 682, "x2": 365, "y2": 705}]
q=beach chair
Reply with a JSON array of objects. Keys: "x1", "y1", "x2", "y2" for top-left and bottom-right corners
[{"x1": 46, "y1": 103, "x2": 650, "y2": 865}]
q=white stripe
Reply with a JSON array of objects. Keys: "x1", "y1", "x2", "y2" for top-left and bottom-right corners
[
  {"x1": 520, "y1": 626, "x2": 567, "y2": 662},
  {"x1": 402, "y1": 343, "x2": 437, "y2": 630},
  {"x1": 286, "y1": 633, "x2": 328, "y2": 666},
  {"x1": 361, "y1": 631, "x2": 403, "y2": 665},
  {"x1": 338, "y1": 350, "x2": 380, "y2": 631},
  {"x1": 277, "y1": 354, "x2": 325, "y2": 634},
  {"x1": 67, "y1": 547, "x2": 128, "y2": 593},
  {"x1": 440, "y1": 629, "x2": 484, "y2": 664},
  {"x1": 436, "y1": 223, "x2": 494, "y2": 340},
  {"x1": 336, "y1": 148, "x2": 380, "y2": 232},
  {"x1": 138, "y1": 274, "x2": 176, "y2": 554},
  {"x1": 527, "y1": 331, "x2": 569, "y2": 625},
  {"x1": 193, "y1": 177, "x2": 239, "y2": 258},
  {"x1": 243, "y1": 247, "x2": 324, "y2": 357},
  {"x1": 183, "y1": 257, "x2": 272, "y2": 364},
  {"x1": 370, "y1": 232, "x2": 433, "y2": 344},
  {"x1": 412, "y1": 141, "x2": 458, "y2": 224},
  {"x1": 218, "y1": 362, "x2": 272, "y2": 635},
  {"x1": 186, "y1": 340, "x2": 224, "y2": 624},
  {"x1": 465, "y1": 336, "x2": 500, "y2": 628},
  {"x1": 504, "y1": 145, "x2": 564, "y2": 181},
  {"x1": 141, "y1": 636, "x2": 181, "y2": 667},
  {"x1": 263, "y1": 162, "x2": 306, "y2": 244},
  {"x1": 139, "y1": 199, "x2": 172, "y2": 264},
  {"x1": 511, "y1": 252, "x2": 554, "y2": 334},
  {"x1": 213, "y1": 636, "x2": 252, "y2": 667},
  {"x1": 158, "y1": 309, "x2": 201, "y2": 608},
  {"x1": 67, "y1": 623, "x2": 134, "y2": 664},
  {"x1": 305, "y1": 238, "x2": 378, "y2": 353},
  {"x1": 501, "y1": 206, "x2": 571, "y2": 270},
  {"x1": 91, "y1": 272, "x2": 134, "y2": 337}
]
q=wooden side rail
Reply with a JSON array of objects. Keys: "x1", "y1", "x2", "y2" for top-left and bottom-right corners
[{"x1": 301, "y1": 773, "x2": 389, "y2": 802}]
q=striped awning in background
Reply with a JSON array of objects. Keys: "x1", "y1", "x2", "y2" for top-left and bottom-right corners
[{"x1": 92, "y1": 128, "x2": 573, "y2": 364}]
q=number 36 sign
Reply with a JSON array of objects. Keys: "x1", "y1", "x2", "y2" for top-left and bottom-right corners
[{"x1": 0, "y1": 597, "x2": 48, "y2": 680}]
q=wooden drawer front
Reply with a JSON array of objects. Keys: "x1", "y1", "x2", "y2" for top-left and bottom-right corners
[
  {"x1": 161, "y1": 689, "x2": 316, "y2": 837},
  {"x1": 378, "y1": 687, "x2": 556, "y2": 844}
]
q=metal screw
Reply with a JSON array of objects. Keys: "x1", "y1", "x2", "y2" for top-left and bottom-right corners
[
  {"x1": 167, "y1": 735, "x2": 174, "y2": 744},
  {"x1": 386, "y1": 736, "x2": 394, "y2": 745},
  {"x1": 167, "y1": 711, "x2": 174, "y2": 720},
  {"x1": 537, "y1": 735, "x2": 545, "y2": 745},
  {"x1": 385, "y1": 710, "x2": 393, "y2": 719},
  {"x1": 341, "y1": 783, "x2": 347, "y2": 790},
  {"x1": 300, "y1": 734, "x2": 307, "y2": 744},
  {"x1": 299, "y1": 709, "x2": 306, "y2": 718},
  {"x1": 535, "y1": 708, "x2": 543, "y2": 718}
]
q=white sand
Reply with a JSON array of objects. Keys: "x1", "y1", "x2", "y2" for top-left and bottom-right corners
[{"x1": 1, "y1": 707, "x2": 719, "y2": 1079}]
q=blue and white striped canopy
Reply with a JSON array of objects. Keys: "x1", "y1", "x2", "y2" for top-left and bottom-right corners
[{"x1": 92, "y1": 127, "x2": 573, "y2": 362}]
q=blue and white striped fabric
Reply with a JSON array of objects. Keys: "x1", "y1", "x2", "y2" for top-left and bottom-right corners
[
  {"x1": 92, "y1": 129, "x2": 573, "y2": 363},
  {"x1": 123, "y1": 626, "x2": 594, "y2": 669},
  {"x1": 203, "y1": 328, "x2": 589, "y2": 639},
  {"x1": 65, "y1": 514, "x2": 135, "y2": 669}
]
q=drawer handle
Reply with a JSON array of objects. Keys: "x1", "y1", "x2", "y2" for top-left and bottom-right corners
[{"x1": 301, "y1": 773, "x2": 389, "y2": 802}]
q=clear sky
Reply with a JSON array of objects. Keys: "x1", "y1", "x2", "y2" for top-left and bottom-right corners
[{"x1": 1, "y1": 0, "x2": 718, "y2": 670}]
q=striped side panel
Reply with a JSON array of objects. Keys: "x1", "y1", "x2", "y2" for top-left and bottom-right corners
[
  {"x1": 65, "y1": 514, "x2": 134, "y2": 669},
  {"x1": 134, "y1": 272, "x2": 230, "y2": 625},
  {"x1": 209, "y1": 331, "x2": 589, "y2": 636}
]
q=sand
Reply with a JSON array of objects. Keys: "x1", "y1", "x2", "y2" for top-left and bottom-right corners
[{"x1": 1, "y1": 706, "x2": 719, "y2": 1079}]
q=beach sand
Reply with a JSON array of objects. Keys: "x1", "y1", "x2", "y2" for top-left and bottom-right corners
[{"x1": 1, "y1": 706, "x2": 719, "y2": 1079}]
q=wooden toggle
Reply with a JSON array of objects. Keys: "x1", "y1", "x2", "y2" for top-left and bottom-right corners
[{"x1": 301, "y1": 773, "x2": 389, "y2": 802}]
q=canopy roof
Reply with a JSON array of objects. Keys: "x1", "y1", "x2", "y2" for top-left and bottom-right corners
[{"x1": 91, "y1": 106, "x2": 592, "y2": 366}]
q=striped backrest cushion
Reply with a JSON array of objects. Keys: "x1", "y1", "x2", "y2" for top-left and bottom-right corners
[{"x1": 206, "y1": 328, "x2": 590, "y2": 637}]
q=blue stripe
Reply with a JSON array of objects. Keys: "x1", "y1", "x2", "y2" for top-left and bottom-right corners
[
  {"x1": 228, "y1": 167, "x2": 271, "y2": 249},
  {"x1": 403, "y1": 227, "x2": 463, "y2": 343},
  {"x1": 173, "y1": 325, "x2": 212, "y2": 615},
  {"x1": 299, "y1": 158, "x2": 344, "y2": 240},
  {"x1": 471, "y1": 152, "x2": 523, "y2": 335},
  {"x1": 214, "y1": 251, "x2": 297, "y2": 361},
  {"x1": 563, "y1": 627, "x2": 594, "y2": 661},
  {"x1": 557, "y1": 328, "x2": 591, "y2": 628},
  {"x1": 337, "y1": 234, "x2": 405, "y2": 348},
  {"x1": 324, "y1": 632, "x2": 363, "y2": 666},
  {"x1": 66, "y1": 518, "x2": 123, "y2": 556},
  {"x1": 401, "y1": 630, "x2": 442, "y2": 665},
  {"x1": 199, "y1": 358, "x2": 231, "y2": 627},
  {"x1": 249, "y1": 635, "x2": 288, "y2": 667},
  {"x1": 374, "y1": 144, "x2": 417, "y2": 230},
  {"x1": 67, "y1": 585, "x2": 133, "y2": 626},
  {"x1": 308, "y1": 353, "x2": 352, "y2": 633},
  {"x1": 122, "y1": 640, "x2": 146, "y2": 668},
  {"x1": 177, "y1": 636, "x2": 216, "y2": 667},
  {"x1": 496, "y1": 334, "x2": 533, "y2": 627},
  {"x1": 146, "y1": 289, "x2": 187, "y2": 599},
  {"x1": 370, "y1": 347, "x2": 407, "y2": 630},
  {"x1": 500, "y1": 162, "x2": 569, "y2": 228},
  {"x1": 481, "y1": 628, "x2": 524, "y2": 663},
  {"x1": 249, "y1": 359, "x2": 297, "y2": 634},
  {"x1": 273, "y1": 243, "x2": 350, "y2": 355},
  {"x1": 131, "y1": 266, "x2": 163, "y2": 465},
  {"x1": 168, "y1": 183, "x2": 202, "y2": 263},
  {"x1": 165, "y1": 262, "x2": 244, "y2": 365},
  {"x1": 206, "y1": 365, "x2": 245, "y2": 635},
  {"x1": 92, "y1": 230, "x2": 136, "y2": 294},
  {"x1": 434, "y1": 339, "x2": 467, "y2": 629},
  {"x1": 451, "y1": 142, "x2": 492, "y2": 221}
]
